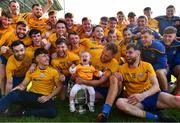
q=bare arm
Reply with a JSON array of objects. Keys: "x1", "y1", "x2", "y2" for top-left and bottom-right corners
[
  {"x1": 5, "y1": 77, "x2": 13, "y2": 95},
  {"x1": 42, "y1": 0, "x2": 54, "y2": 14},
  {"x1": 75, "y1": 74, "x2": 109, "y2": 87}
]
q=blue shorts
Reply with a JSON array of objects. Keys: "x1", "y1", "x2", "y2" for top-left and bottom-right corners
[
  {"x1": 13, "y1": 77, "x2": 25, "y2": 88},
  {"x1": 95, "y1": 87, "x2": 108, "y2": 98},
  {"x1": 141, "y1": 92, "x2": 160, "y2": 112},
  {"x1": 0, "y1": 55, "x2": 7, "y2": 65}
]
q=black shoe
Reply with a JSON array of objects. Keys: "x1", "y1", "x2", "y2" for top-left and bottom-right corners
[
  {"x1": 158, "y1": 110, "x2": 178, "y2": 122},
  {"x1": 97, "y1": 112, "x2": 108, "y2": 122}
]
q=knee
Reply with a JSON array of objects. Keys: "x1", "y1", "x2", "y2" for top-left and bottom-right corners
[
  {"x1": 47, "y1": 108, "x2": 58, "y2": 118},
  {"x1": 116, "y1": 98, "x2": 127, "y2": 111}
]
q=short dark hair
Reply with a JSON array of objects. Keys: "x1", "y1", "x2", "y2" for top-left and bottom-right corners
[
  {"x1": 82, "y1": 17, "x2": 91, "y2": 23},
  {"x1": 65, "y1": 12, "x2": 73, "y2": 18},
  {"x1": 9, "y1": 0, "x2": 18, "y2": 6},
  {"x1": 163, "y1": 26, "x2": 177, "y2": 34},
  {"x1": 117, "y1": 11, "x2": 124, "y2": 16},
  {"x1": 144, "y1": 7, "x2": 151, "y2": 11},
  {"x1": 166, "y1": 5, "x2": 175, "y2": 10},
  {"x1": 32, "y1": 3, "x2": 41, "y2": 9},
  {"x1": 105, "y1": 42, "x2": 118, "y2": 55},
  {"x1": 128, "y1": 12, "x2": 136, "y2": 18},
  {"x1": 11, "y1": 40, "x2": 25, "y2": 50},
  {"x1": 68, "y1": 31, "x2": 78, "y2": 38},
  {"x1": 29, "y1": 29, "x2": 41, "y2": 38},
  {"x1": 16, "y1": 21, "x2": 27, "y2": 27},
  {"x1": 123, "y1": 27, "x2": 132, "y2": 34},
  {"x1": 48, "y1": 10, "x2": 57, "y2": 16},
  {"x1": 100, "y1": 16, "x2": 108, "y2": 22},
  {"x1": 55, "y1": 38, "x2": 67, "y2": 46},
  {"x1": 126, "y1": 43, "x2": 140, "y2": 51},
  {"x1": 138, "y1": 15, "x2": 147, "y2": 21},
  {"x1": 56, "y1": 19, "x2": 67, "y2": 29},
  {"x1": 109, "y1": 17, "x2": 117, "y2": 22},
  {"x1": 34, "y1": 48, "x2": 48, "y2": 58}
]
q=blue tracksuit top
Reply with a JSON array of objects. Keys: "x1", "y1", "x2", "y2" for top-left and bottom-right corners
[
  {"x1": 155, "y1": 15, "x2": 180, "y2": 35},
  {"x1": 160, "y1": 40, "x2": 180, "y2": 69},
  {"x1": 138, "y1": 40, "x2": 167, "y2": 70}
]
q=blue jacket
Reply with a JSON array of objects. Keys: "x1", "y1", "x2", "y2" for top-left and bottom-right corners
[
  {"x1": 155, "y1": 15, "x2": 180, "y2": 35},
  {"x1": 160, "y1": 40, "x2": 180, "y2": 69},
  {"x1": 138, "y1": 40, "x2": 167, "y2": 70}
]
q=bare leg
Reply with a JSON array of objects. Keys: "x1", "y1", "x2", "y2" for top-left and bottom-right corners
[
  {"x1": 116, "y1": 98, "x2": 145, "y2": 118},
  {"x1": 105, "y1": 75, "x2": 122, "y2": 106},
  {"x1": 156, "y1": 69, "x2": 168, "y2": 91},
  {"x1": 157, "y1": 92, "x2": 180, "y2": 109},
  {"x1": 0, "y1": 64, "x2": 6, "y2": 96}
]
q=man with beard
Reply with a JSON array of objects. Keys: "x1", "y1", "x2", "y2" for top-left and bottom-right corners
[
  {"x1": 0, "y1": 21, "x2": 31, "y2": 47},
  {"x1": 24, "y1": 0, "x2": 53, "y2": 33},
  {"x1": 51, "y1": 38, "x2": 80, "y2": 100},
  {"x1": 74, "y1": 43, "x2": 119, "y2": 121},
  {"x1": 116, "y1": 43, "x2": 180, "y2": 122},
  {"x1": 0, "y1": 48, "x2": 61, "y2": 118},
  {"x1": 5, "y1": 40, "x2": 32, "y2": 94}
]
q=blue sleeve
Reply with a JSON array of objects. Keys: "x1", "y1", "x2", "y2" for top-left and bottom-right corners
[
  {"x1": 153, "y1": 53, "x2": 167, "y2": 70},
  {"x1": 153, "y1": 43, "x2": 167, "y2": 70}
]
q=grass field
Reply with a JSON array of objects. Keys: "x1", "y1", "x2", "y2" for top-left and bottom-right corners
[{"x1": 0, "y1": 99, "x2": 179, "y2": 122}]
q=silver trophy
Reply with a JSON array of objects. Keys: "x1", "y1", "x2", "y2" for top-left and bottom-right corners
[{"x1": 75, "y1": 89, "x2": 87, "y2": 114}]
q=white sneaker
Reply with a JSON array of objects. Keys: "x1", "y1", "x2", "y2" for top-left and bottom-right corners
[
  {"x1": 70, "y1": 103, "x2": 76, "y2": 112},
  {"x1": 87, "y1": 103, "x2": 95, "y2": 112}
]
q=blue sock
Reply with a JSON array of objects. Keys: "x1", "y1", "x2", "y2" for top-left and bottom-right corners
[
  {"x1": 146, "y1": 112, "x2": 158, "y2": 120},
  {"x1": 102, "y1": 104, "x2": 111, "y2": 116}
]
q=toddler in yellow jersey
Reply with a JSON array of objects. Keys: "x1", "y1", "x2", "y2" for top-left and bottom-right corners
[{"x1": 69, "y1": 51, "x2": 103, "y2": 112}]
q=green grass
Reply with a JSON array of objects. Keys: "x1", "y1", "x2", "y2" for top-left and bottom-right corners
[{"x1": 0, "y1": 99, "x2": 179, "y2": 122}]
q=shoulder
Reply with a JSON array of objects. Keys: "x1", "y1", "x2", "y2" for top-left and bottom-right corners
[{"x1": 151, "y1": 40, "x2": 165, "y2": 53}]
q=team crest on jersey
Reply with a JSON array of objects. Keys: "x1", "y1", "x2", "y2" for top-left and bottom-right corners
[
  {"x1": 40, "y1": 73, "x2": 45, "y2": 78},
  {"x1": 139, "y1": 73, "x2": 144, "y2": 78}
]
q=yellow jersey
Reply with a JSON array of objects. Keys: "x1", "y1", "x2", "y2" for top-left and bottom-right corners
[
  {"x1": 119, "y1": 61, "x2": 155, "y2": 97},
  {"x1": 90, "y1": 49, "x2": 119, "y2": 76},
  {"x1": 69, "y1": 44, "x2": 85, "y2": 56},
  {"x1": 25, "y1": 66, "x2": 60, "y2": 96},
  {"x1": 24, "y1": 13, "x2": 48, "y2": 33},
  {"x1": 0, "y1": 31, "x2": 32, "y2": 47},
  {"x1": 147, "y1": 19, "x2": 159, "y2": 32},
  {"x1": 51, "y1": 51, "x2": 80, "y2": 76},
  {"x1": 75, "y1": 64, "x2": 100, "y2": 80},
  {"x1": 80, "y1": 38, "x2": 104, "y2": 52},
  {"x1": 6, "y1": 53, "x2": 33, "y2": 78}
]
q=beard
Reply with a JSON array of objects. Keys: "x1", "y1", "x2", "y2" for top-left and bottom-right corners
[
  {"x1": 17, "y1": 33, "x2": 26, "y2": 39},
  {"x1": 35, "y1": 12, "x2": 43, "y2": 18},
  {"x1": 14, "y1": 54, "x2": 25, "y2": 61},
  {"x1": 126, "y1": 57, "x2": 136, "y2": 65}
]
